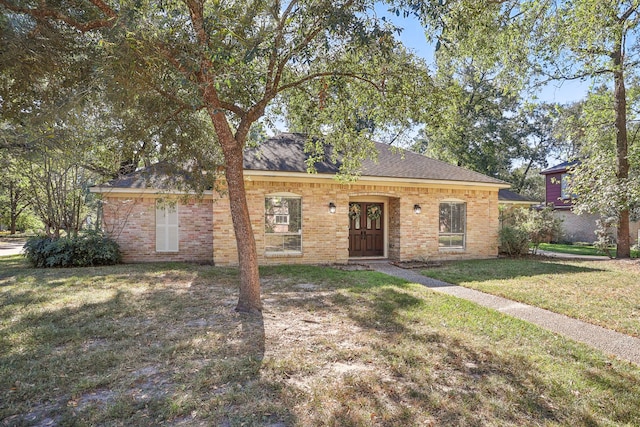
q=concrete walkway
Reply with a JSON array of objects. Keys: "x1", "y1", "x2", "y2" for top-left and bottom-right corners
[
  {"x1": 535, "y1": 249, "x2": 610, "y2": 261},
  {"x1": 0, "y1": 239, "x2": 26, "y2": 257},
  {"x1": 369, "y1": 262, "x2": 640, "y2": 366}
]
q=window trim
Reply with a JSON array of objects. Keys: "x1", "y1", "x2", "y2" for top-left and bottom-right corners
[
  {"x1": 156, "y1": 199, "x2": 179, "y2": 253},
  {"x1": 264, "y1": 194, "x2": 302, "y2": 255},
  {"x1": 438, "y1": 201, "x2": 466, "y2": 250}
]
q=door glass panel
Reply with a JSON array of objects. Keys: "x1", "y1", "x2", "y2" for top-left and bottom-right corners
[{"x1": 349, "y1": 203, "x2": 361, "y2": 229}]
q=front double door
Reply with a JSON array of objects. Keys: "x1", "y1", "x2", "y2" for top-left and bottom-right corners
[{"x1": 348, "y1": 202, "x2": 384, "y2": 257}]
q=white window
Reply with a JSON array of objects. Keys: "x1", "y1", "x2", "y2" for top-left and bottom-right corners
[
  {"x1": 560, "y1": 173, "x2": 571, "y2": 199},
  {"x1": 439, "y1": 202, "x2": 466, "y2": 249},
  {"x1": 156, "y1": 200, "x2": 178, "y2": 252},
  {"x1": 265, "y1": 196, "x2": 302, "y2": 253},
  {"x1": 275, "y1": 215, "x2": 289, "y2": 225}
]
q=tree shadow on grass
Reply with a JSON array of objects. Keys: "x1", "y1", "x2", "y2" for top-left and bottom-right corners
[
  {"x1": 320, "y1": 275, "x2": 640, "y2": 426},
  {"x1": 0, "y1": 255, "x2": 30, "y2": 279},
  {"x1": 3, "y1": 264, "x2": 640, "y2": 426},
  {"x1": 0, "y1": 266, "x2": 296, "y2": 427}
]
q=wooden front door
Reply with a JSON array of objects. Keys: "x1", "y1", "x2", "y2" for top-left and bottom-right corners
[{"x1": 349, "y1": 202, "x2": 384, "y2": 257}]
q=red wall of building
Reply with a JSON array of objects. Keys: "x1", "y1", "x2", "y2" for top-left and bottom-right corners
[{"x1": 545, "y1": 172, "x2": 572, "y2": 208}]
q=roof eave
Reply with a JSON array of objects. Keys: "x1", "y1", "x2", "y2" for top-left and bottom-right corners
[{"x1": 244, "y1": 170, "x2": 510, "y2": 189}]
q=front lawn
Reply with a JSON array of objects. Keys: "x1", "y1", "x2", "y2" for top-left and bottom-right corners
[
  {"x1": 2, "y1": 256, "x2": 640, "y2": 426},
  {"x1": 423, "y1": 258, "x2": 640, "y2": 337}
]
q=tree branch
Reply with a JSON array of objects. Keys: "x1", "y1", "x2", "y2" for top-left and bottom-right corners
[
  {"x1": 265, "y1": 0, "x2": 300, "y2": 94},
  {"x1": 574, "y1": 46, "x2": 611, "y2": 57},
  {"x1": 276, "y1": 71, "x2": 383, "y2": 94},
  {"x1": 271, "y1": 18, "x2": 326, "y2": 95},
  {"x1": 540, "y1": 66, "x2": 614, "y2": 83},
  {"x1": 619, "y1": 3, "x2": 639, "y2": 23},
  {"x1": 180, "y1": 0, "x2": 246, "y2": 119},
  {"x1": 0, "y1": 0, "x2": 116, "y2": 32},
  {"x1": 184, "y1": 0, "x2": 210, "y2": 48},
  {"x1": 271, "y1": 0, "x2": 357, "y2": 95}
]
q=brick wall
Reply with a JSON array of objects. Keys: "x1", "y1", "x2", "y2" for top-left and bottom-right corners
[
  {"x1": 102, "y1": 196, "x2": 213, "y2": 263},
  {"x1": 388, "y1": 198, "x2": 401, "y2": 260},
  {"x1": 212, "y1": 181, "x2": 352, "y2": 266},
  {"x1": 212, "y1": 180, "x2": 500, "y2": 266},
  {"x1": 100, "y1": 180, "x2": 500, "y2": 266}
]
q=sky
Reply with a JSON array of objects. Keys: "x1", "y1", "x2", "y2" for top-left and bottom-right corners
[{"x1": 375, "y1": 5, "x2": 592, "y2": 105}]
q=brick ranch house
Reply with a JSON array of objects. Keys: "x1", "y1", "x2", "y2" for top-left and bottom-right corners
[
  {"x1": 540, "y1": 161, "x2": 639, "y2": 244},
  {"x1": 90, "y1": 133, "x2": 510, "y2": 266}
]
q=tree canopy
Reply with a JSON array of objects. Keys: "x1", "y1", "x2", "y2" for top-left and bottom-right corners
[
  {"x1": 1, "y1": 0, "x2": 440, "y2": 311},
  {"x1": 412, "y1": 0, "x2": 640, "y2": 257}
]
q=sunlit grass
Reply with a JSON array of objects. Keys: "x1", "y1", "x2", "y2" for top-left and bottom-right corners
[
  {"x1": 2, "y1": 259, "x2": 640, "y2": 425},
  {"x1": 423, "y1": 257, "x2": 640, "y2": 337}
]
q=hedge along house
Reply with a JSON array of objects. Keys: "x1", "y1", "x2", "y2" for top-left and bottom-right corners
[{"x1": 91, "y1": 133, "x2": 510, "y2": 266}]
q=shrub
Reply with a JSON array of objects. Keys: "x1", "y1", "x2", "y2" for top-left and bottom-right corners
[
  {"x1": 594, "y1": 217, "x2": 616, "y2": 259},
  {"x1": 499, "y1": 206, "x2": 563, "y2": 257},
  {"x1": 15, "y1": 212, "x2": 44, "y2": 234},
  {"x1": 24, "y1": 232, "x2": 121, "y2": 268},
  {"x1": 499, "y1": 226, "x2": 530, "y2": 257},
  {"x1": 526, "y1": 206, "x2": 563, "y2": 254}
]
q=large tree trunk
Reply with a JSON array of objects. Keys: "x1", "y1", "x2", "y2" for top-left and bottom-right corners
[
  {"x1": 222, "y1": 142, "x2": 262, "y2": 312},
  {"x1": 204, "y1": 95, "x2": 262, "y2": 312},
  {"x1": 612, "y1": 42, "x2": 631, "y2": 259},
  {"x1": 10, "y1": 214, "x2": 17, "y2": 235}
]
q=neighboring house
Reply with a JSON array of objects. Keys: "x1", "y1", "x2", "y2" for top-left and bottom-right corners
[
  {"x1": 540, "y1": 161, "x2": 639, "y2": 244},
  {"x1": 540, "y1": 160, "x2": 579, "y2": 211},
  {"x1": 91, "y1": 133, "x2": 510, "y2": 266}
]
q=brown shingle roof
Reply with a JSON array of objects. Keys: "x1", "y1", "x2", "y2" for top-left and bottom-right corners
[
  {"x1": 94, "y1": 162, "x2": 214, "y2": 191},
  {"x1": 498, "y1": 189, "x2": 539, "y2": 203},
  {"x1": 96, "y1": 133, "x2": 508, "y2": 190},
  {"x1": 244, "y1": 133, "x2": 507, "y2": 185}
]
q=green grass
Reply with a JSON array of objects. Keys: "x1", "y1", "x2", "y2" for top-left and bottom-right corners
[
  {"x1": 2, "y1": 257, "x2": 640, "y2": 425},
  {"x1": 537, "y1": 242, "x2": 640, "y2": 258},
  {"x1": 423, "y1": 258, "x2": 640, "y2": 337}
]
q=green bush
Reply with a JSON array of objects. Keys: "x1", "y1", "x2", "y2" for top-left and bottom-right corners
[
  {"x1": 15, "y1": 212, "x2": 44, "y2": 233},
  {"x1": 499, "y1": 226, "x2": 530, "y2": 257},
  {"x1": 499, "y1": 206, "x2": 563, "y2": 257},
  {"x1": 24, "y1": 232, "x2": 121, "y2": 268},
  {"x1": 527, "y1": 206, "x2": 563, "y2": 252}
]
